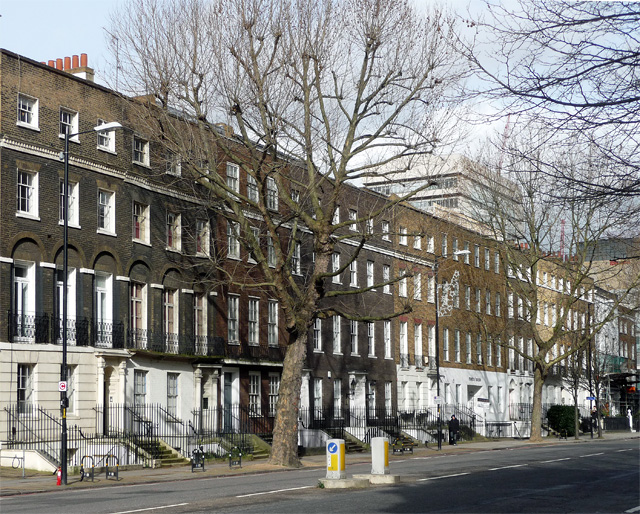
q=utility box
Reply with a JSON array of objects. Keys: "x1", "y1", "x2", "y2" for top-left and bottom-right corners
[{"x1": 326, "y1": 439, "x2": 346, "y2": 479}]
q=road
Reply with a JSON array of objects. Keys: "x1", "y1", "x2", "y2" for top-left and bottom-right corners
[{"x1": 1, "y1": 439, "x2": 638, "y2": 513}]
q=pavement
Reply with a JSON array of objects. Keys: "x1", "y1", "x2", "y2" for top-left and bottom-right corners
[{"x1": 1, "y1": 432, "x2": 638, "y2": 497}]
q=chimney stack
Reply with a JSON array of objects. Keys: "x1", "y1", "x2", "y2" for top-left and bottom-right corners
[{"x1": 45, "y1": 53, "x2": 94, "y2": 82}]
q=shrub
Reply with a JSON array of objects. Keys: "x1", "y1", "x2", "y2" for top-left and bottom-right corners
[{"x1": 547, "y1": 405, "x2": 576, "y2": 437}]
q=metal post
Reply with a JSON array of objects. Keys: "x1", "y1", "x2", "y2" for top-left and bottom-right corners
[
  {"x1": 434, "y1": 256, "x2": 441, "y2": 451},
  {"x1": 60, "y1": 132, "x2": 69, "y2": 486}
]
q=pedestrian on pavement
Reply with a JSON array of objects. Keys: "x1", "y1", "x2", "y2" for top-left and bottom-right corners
[{"x1": 448, "y1": 414, "x2": 460, "y2": 445}]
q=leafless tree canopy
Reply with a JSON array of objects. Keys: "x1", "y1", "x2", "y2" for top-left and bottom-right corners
[
  {"x1": 107, "y1": 0, "x2": 467, "y2": 467},
  {"x1": 466, "y1": 0, "x2": 640, "y2": 200}
]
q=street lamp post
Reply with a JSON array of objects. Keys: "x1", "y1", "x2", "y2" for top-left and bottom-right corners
[
  {"x1": 60, "y1": 122, "x2": 122, "y2": 485},
  {"x1": 434, "y1": 249, "x2": 469, "y2": 451}
]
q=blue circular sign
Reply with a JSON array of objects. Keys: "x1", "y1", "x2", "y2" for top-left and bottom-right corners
[{"x1": 328, "y1": 442, "x2": 338, "y2": 454}]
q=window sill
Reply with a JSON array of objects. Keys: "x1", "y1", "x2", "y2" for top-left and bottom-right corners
[
  {"x1": 59, "y1": 134, "x2": 80, "y2": 143},
  {"x1": 97, "y1": 229, "x2": 117, "y2": 237},
  {"x1": 313, "y1": 349, "x2": 323, "y2": 354},
  {"x1": 368, "y1": 354, "x2": 377, "y2": 359},
  {"x1": 132, "y1": 160, "x2": 151, "y2": 168},
  {"x1": 333, "y1": 352, "x2": 343, "y2": 356},
  {"x1": 97, "y1": 146, "x2": 117, "y2": 155},
  {"x1": 16, "y1": 121, "x2": 40, "y2": 132},
  {"x1": 196, "y1": 252, "x2": 210, "y2": 258},
  {"x1": 16, "y1": 212, "x2": 40, "y2": 221},
  {"x1": 166, "y1": 247, "x2": 182, "y2": 254},
  {"x1": 59, "y1": 221, "x2": 81, "y2": 229},
  {"x1": 133, "y1": 239, "x2": 152, "y2": 247},
  {"x1": 227, "y1": 255, "x2": 242, "y2": 261}
]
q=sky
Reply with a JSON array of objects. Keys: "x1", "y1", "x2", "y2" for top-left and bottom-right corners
[
  {"x1": 0, "y1": 0, "x2": 125, "y2": 85},
  {"x1": 0, "y1": 0, "x2": 475, "y2": 87}
]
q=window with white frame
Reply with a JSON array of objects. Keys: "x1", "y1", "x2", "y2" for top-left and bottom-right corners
[
  {"x1": 443, "y1": 328, "x2": 449, "y2": 360},
  {"x1": 496, "y1": 337, "x2": 502, "y2": 367},
  {"x1": 454, "y1": 329, "x2": 461, "y2": 362},
  {"x1": 163, "y1": 289, "x2": 178, "y2": 348},
  {"x1": 267, "y1": 237, "x2": 276, "y2": 267},
  {"x1": 477, "y1": 334, "x2": 483, "y2": 364},
  {"x1": 385, "y1": 381, "x2": 392, "y2": 413},
  {"x1": 426, "y1": 274, "x2": 435, "y2": 303},
  {"x1": 248, "y1": 226, "x2": 260, "y2": 263},
  {"x1": 495, "y1": 292, "x2": 501, "y2": 317},
  {"x1": 428, "y1": 325, "x2": 435, "y2": 357},
  {"x1": 349, "y1": 209, "x2": 357, "y2": 231},
  {"x1": 382, "y1": 220, "x2": 390, "y2": 240},
  {"x1": 452, "y1": 238, "x2": 459, "y2": 259},
  {"x1": 247, "y1": 174, "x2": 258, "y2": 203},
  {"x1": 487, "y1": 336, "x2": 493, "y2": 366},
  {"x1": 333, "y1": 316, "x2": 342, "y2": 354},
  {"x1": 464, "y1": 241, "x2": 470, "y2": 264},
  {"x1": 96, "y1": 119, "x2": 116, "y2": 152},
  {"x1": 134, "y1": 370, "x2": 147, "y2": 407},
  {"x1": 367, "y1": 322, "x2": 375, "y2": 356},
  {"x1": 427, "y1": 235, "x2": 434, "y2": 253},
  {"x1": 383, "y1": 264, "x2": 391, "y2": 294},
  {"x1": 384, "y1": 320, "x2": 392, "y2": 358},
  {"x1": 167, "y1": 373, "x2": 179, "y2": 415},
  {"x1": 249, "y1": 373, "x2": 261, "y2": 415},
  {"x1": 55, "y1": 267, "x2": 76, "y2": 343},
  {"x1": 130, "y1": 282, "x2": 147, "y2": 340},
  {"x1": 17, "y1": 170, "x2": 38, "y2": 218},
  {"x1": 196, "y1": 219, "x2": 210, "y2": 256},
  {"x1": 350, "y1": 320, "x2": 358, "y2": 355},
  {"x1": 508, "y1": 292, "x2": 514, "y2": 318},
  {"x1": 248, "y1": 298, "x2": 259, "y2": 346},
  {"x1": 132, "y1": 137, "x2": 149, "y2": 166},
  {"x1": 453, "y1": 283, "x2": 460, "y2": 308},
  {"x1": 485, "y1": 248, "x2": 490, "y2": 270},
  {"x1": 399, "y1": 276, "x2": 407, "y2": 297},
  {"x1": 332, "y1": 253, "x2": 341, "y2": 283},
  {"x1": 313, "y1": 318, "x2": 322, "y2": 352},
  {"x1": 268, "y1": 300, "x2": 278, "y2": 346},
  {"x1": 349, "y1": 260, "x2": 358, "y2": 286},
  {"x1": 194, "y1": 293, "x2": 207, "y2": 346},
  {"x1": 314, "y1": 378, "x2": 323, "y2": 415},
  {"x1": 59, "y1": 179, "x2": 79, "y2": 226},
  {"x1": 494, "y1": 252, "x2": 500, "y2": 273},
  {"x1": 474, "y1": 244, "x2": 480, "y2": 267},
  {"x1": 476, "y1": 288, "x2": 481, "y2": 313},
  {"x1": 266, "y1": 177, "x2": 278, "y2": 210},
  {"x1": 166, "y1": 152, "x2": 182, "y2": 176},
  {"x1": 97, "y1": 189, "x2": 115, "y2": 234},
  {"x1": 132, "y1": 202, "x2": 149, "y2": 243},
  {"x1": 226, "y1": 162, "x2": 239, "y2": 194},
  {"x1": 227, "y1": 295, "x2": 239, "y2": 344},
  {"x1": 399, "y1": 227, "x2": 407, "y2": 246},
  {"x1": 268, "y1": 374, "x2": 280, "y2": 416},
  {"x1": 399, "y1": 321, "x2": 408, "y2": 365},
  {"x1": 227, "y1": 221, "x2": 240, "y2": 258},
  {"x1": 441, "y1": 234, "x2": 448, "y2": 256},
  {"x1": 413, "y1": 273, "x2": 422, "y2": 300},
  {"x1": 17, "y1": 364, "x2": 34, "y2": 413},
  {"x1": 367, "y1": 381, "x2": 376, "y2": 413},
  {"x1": 367, "y1": 261, "x2": 374, "y2": 287},
  {"x1": 166, "y1": 212, "x2": 181, "y2": 251},
  {"x1": 59, "y1": 108, "x2": 78, "y2": 140},
  {"x1": 366, "y1": 218, "x2": 373, "y2": 235},
  {"x1": 415, "y1": 323, "x2": 423, "y2": 367},
  {"x1": 414, "y1": 235, "x2": 422, "y2": 250},
  {"x1": 486, "y1": 290, "x2": 491, "y2": 315},
  {"x1": 332, "y1": 205, "x2": 340, "y2": 225},
  {"x1": 17, "y1": 94, "x2": 38, "y2": 129},
  {"x1": 466, "y1": 332, "x2": 472, "y2": 364},
  {"x1": 334, "y1": 379, "x2": 342, "y2": 417},
  {"x1": 95, "y1": 272, "x2": 113, "y2": 346},
  {"x1": 291, "y1": 241, "x2": 301, "y2": 275}
]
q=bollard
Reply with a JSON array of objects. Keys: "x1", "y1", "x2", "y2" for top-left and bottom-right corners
[
  {"x1": 371, "y1": 437, "x2": 389, "y2": 475},
  {"x1": 325, "y1": 439, "x2": 346, "y2": 480}
]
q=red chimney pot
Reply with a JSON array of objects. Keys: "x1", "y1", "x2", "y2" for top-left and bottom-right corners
[
  {"x1": 80, "y1": 53, "x2": 88, "y2": 67},
  {"x1": 64, "y1": 57, "x2": 71, "y2": 70},
  {"x1": 56, "y1": 58, "x2": 63, "y2": 70},
  {"x1": 48, "y1": 60, "x2": 55, "y2": 67},
  {"x1": 72, "y1": 55, "x2": 79, "y2": 68}
]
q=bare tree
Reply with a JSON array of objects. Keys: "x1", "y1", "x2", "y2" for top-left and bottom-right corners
[
  {"x1": 465, "y1": 0, "x2": 640, "y2": 201},
  {"x1": 107, "y1": 0, "x2": 467, "y2": 466},
  {"x1": 469, "y1": 128, "x2": 640, "y2": 442}
]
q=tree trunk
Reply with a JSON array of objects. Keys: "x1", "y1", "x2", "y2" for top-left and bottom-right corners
[
  {"x1": 269, "y1": 332, "x2": 308, "y2": 467},
  {"x1": 530, "y1": 364, "x2": 545, "y2": 442}
]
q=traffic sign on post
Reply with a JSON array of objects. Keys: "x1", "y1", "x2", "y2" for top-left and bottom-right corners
[
  {"x1": 58, "y1": 381, "x2": 68, "y2": 392},
  {"x1": 586, "y1": 396, "x2": 596, "y2": 401}
]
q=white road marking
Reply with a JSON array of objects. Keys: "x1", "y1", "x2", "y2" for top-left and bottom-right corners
[
  {"x1": 617, "y1": 449, "x2": 634, "y2": 452},
  {"x1": 579, "y1": 453, "x2": 604, "y2": 458},
  {"x1": 489, "y1": 464, "x2": 528, "y2": 471},
  {"x1": 540, "y1": 458, "x2": 571, "y2": 463},
  {"x1": 236, "y1": 485, "x2": 313, "y2": 498},
  {"x1": 111, "y1": 504, "x2": 189, "y2": 514},
  {"x1": 624, "y1": 506, "x2": 640, "y2": 513},
  {"x1": 418, "y1": 472, "x2": 470, "y2": 481}
]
